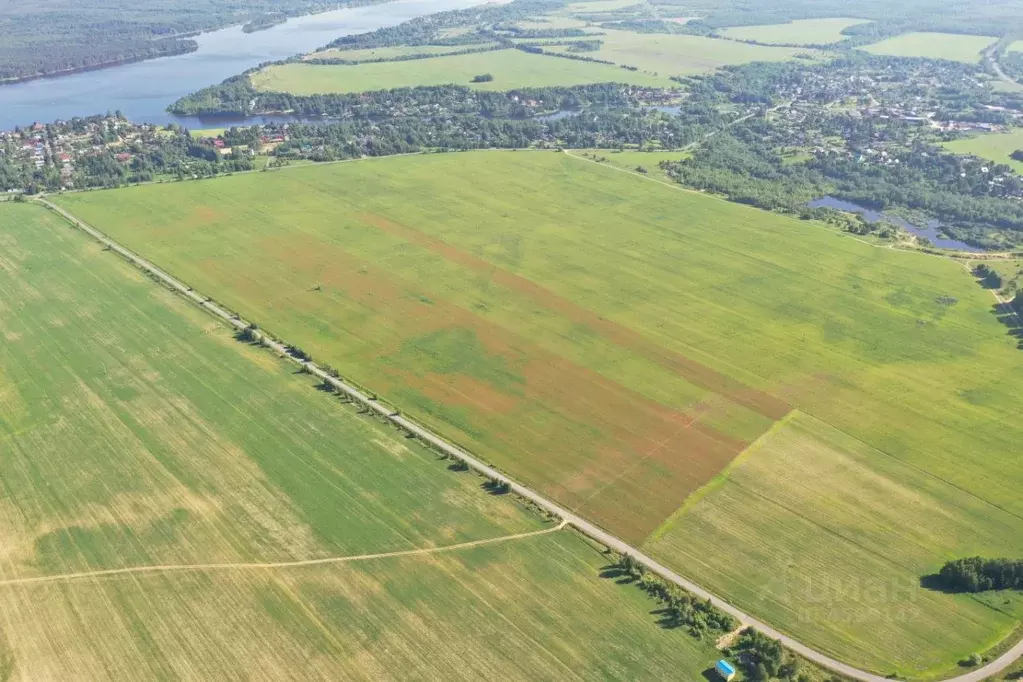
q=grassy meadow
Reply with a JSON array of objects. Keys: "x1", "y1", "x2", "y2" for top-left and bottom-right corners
[
  {"x1": 53, "y1": 150, "x2": 1023, "y2": 675},
  {"x1": 860, "y1": 32, "x2": 997, "y2": 63},
  {"x1": 0, "y1": 202, "x2": 723, "y2": 679},
  {"x1": 719, "y1": 18, "x2": 867, "y2": 45},
  {"x1": 304, "y1": 43, "x2": 497, "y2": 62},
  {"x1": 543, "y1": 30, "x2": 810, "y2": 76},
  {"x1": 250, "y1": 49, "x2": 673, "y2": 94},
  {"x1": 646, "y1": 411, "x2": 1023, "y2": 677},
  {"x1": 582, "y1": 148, "x2": 691, "y2": 175},
  {"x1": 943, "y1": 128, "x2": 1023, "y2": 174}
]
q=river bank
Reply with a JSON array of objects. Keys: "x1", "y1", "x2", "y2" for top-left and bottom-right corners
[
  {"x1": 0, "y1": 0, "x2": 487, "y2": 132},
  {"x1": 807, "y1": 196, "x2": 986, "y2": 253}
]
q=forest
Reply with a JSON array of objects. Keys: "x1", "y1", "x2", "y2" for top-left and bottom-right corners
[
  {"x1": 0, "y1": 0, "x2": 378, "y2": 82},
  {"x1": 664, "y1": 124, "x2": 1023, "y2": 248},
  {"x1": 935, "y1": 557, "x2": 1023, "y2": 592},
  {"x1": 169, "y1": 78, "x2": 666, "y2": 117},
  {"x1": 651, "y1": 0, "x2": 1023, "y2": 41}
]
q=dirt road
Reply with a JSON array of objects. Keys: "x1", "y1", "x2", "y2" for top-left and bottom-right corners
[{"x1": 0, "y1": 524, "x2": 566, "y2": 588}]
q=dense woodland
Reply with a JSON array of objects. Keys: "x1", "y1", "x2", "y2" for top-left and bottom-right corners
[
  {"x1": 169, "y1": 79, "x2": 651, "y2": 118},
  {"x1": 651, "y1": 0, "x2": 1023, "y2": 40},
  {"x1": 936, "y1": 557, "x2": 1023, "y2": 592},
  {"x1": 664, "y1": 125, "x2": 1023, "y2": 248},
  {"x1": 0, "y1": 0, "x2": 380, "y2": 81}
]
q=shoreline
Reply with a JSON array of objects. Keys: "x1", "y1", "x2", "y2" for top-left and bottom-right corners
[
  {"x1": 0, "y1": 42, "x2": 199, "y2": 88},
  {"x1": 0, "y1": 0, "x2": 397, "y2": 89}
]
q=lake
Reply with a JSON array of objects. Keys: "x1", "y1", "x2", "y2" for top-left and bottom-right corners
[
  {"x1": 0, "y1": 0, "x2": 487, "y2": 131},
  {"x1": 807, "y1": 196, "x2": 985, "y2": 252}
]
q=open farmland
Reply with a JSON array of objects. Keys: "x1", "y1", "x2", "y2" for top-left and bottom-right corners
[
  {"x1": 942, "y1": 128, "x2": 1023, "y2": 174},
  {"x1": 860, "y1": 32, "x2": 997, "y2": 63},
  {"x1": 0, "y1": 202, "x2": 724, "y2": 679},
  {"x1": 250, "y1": 49, "x2": 673, "y2": 94},
  {"x1": 54, "y1": 150, "x2": 1023, "y2": 676},
  {"x1": 303, "y1": 44, "x2": 498, "y2": 62},
  {"x1": 719, "y1": 18, "x2": 868, "y2": 45},
  {"x1": 646, "y1": 411, "x2": 1023, "y2": 678},
  {"x1": 540, "y1": 30, "x2": 811, "y2": 76},
  {"x1": 582, "y1": 149, "x2": 692, "y2": 175}
]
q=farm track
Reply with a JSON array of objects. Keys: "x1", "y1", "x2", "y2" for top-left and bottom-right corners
[
  {"x1": 0, "y1": 523, "x2": 567, "y2": 588},
  {"x1": 35, "y1": 196, "x2": 1023, "y2": 682}
]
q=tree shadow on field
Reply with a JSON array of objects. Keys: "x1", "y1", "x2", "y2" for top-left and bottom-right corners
[
  {"x1": 598, "y1": 563, "x2": 637, "y2": 585},
  {"x1": 990, "y1": 302, "x2": 1023, "y2": 349},
  {"x1": 919, "y1": 573, "x2": 971, "y2": 595},
  {"x1": 480, "y1": 480, "x2": 510, "y2": 496},
  {"x1": 651, "y1": 607, "x2": 685, "y2": 630}
]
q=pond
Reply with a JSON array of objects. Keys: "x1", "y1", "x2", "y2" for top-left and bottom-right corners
[
  {"x1": 807, "y1": 196, "x2": 986, "y2": 253},
  {"x1": 0, "y1": 0, "x2": 486, "y2": 131}
]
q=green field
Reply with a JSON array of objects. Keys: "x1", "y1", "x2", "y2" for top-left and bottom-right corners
[
  {"x1": 576, "y1": 149, "x2": 691, "y2": 176},
  {"x1": 719, "y1": 18, "x2": 867, "y2": 45},
  {"x1": 189, "y1": 127, "x2": 227, "y2": 139},
  {"x1": 943, "y1": 128, "x2": 1023, "y2": 174},
  {"x1": 647, "y1": 411, "x2": 1023, "y2": 677},
  {"x1": 564, "y1": 0, "x2": 643, "y2": 13},
  {"x1": 542, "y1": 29, "x2": 810, "y2": 76},
  {"x1": 860, "y1": 32, "x2": 997, "y2": 63},
  {"x1": 304, "y1": 44, "x2": 498, "y2": 62},
  {"x1": 0, "y1": 202, "x2": 723, "y2": 679},
  {"x1": 54, "y1": 150, "x2": 1023, "y2": 675},
  {"x1": 513, "y1": 16, "x2": 591, "y2": 30},
  {"x1": 251, "y1": 49, "x2": 673, "y2": 94}
]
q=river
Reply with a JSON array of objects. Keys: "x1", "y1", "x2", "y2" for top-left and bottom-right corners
[
  {"x1": 807, "y1": 196, "x2": 985, "y2": 252},
  {"x1": 0, "y1": 0, "x2": 487, "y2": 131}
]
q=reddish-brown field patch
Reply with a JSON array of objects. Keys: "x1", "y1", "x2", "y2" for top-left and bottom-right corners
[
  {"x1": 242, "y1": 232, "x2": 746, "y2": 541},
  {"x1": 358, "y1": 213, "x2": 790, "y2": 421}
]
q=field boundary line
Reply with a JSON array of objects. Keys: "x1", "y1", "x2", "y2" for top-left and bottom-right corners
[
  {"x1": 35, "y1": 198, "x2": 1023, "y2": 682},
  {"x1": 0, "y1": 523, "x2": 567, "y2": 588},
  {"x1": 643, "y1": 409, "x2": 799, "y2": 545}
]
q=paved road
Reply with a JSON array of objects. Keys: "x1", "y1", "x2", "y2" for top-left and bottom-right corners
[{"x1": 38, "y1": 198, "x2": 1023, "y2": 682}]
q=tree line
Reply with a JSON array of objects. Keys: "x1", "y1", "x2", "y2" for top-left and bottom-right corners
[
  {"x1": 935, "y1": 557, "x2": 1023, "y2": 592},
  {"x1": 168, "y1": 79, "x2": 663, "y2": 118}
]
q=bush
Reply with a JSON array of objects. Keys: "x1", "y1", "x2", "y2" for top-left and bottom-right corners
[{"x1": 471, "y1": 73, "x2": 494, "y2": 83}]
